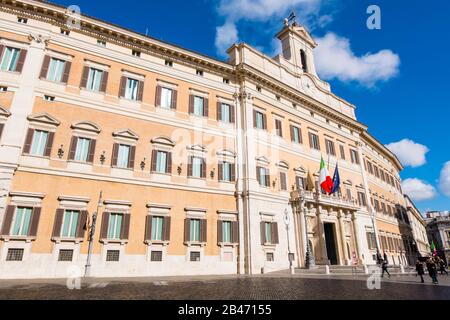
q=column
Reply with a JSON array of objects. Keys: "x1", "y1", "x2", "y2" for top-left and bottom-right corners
[
  {"x1": 338, "y1": 210, "x2": 349, "y2": 266},
  {"x1": 352, "y1": 213, "x2": 363, "y2": 263},
  {"x1": 316, "y1": 205, "x2": 328, "y2": 264}
]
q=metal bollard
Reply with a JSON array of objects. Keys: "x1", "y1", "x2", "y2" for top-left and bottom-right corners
[{"x1": 325, "y1": 265, "x2": 330, "y2": 275}]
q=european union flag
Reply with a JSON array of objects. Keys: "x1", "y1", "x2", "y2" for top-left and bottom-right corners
[{"x1": 331, "y1": 163, "x2": 341, "y2": 194}]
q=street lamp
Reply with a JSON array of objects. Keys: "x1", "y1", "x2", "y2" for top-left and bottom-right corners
[
  {"x1": 284, "y1": 208, "x2": 294, "y2": 274},
  {"x1": 84, "y1": 191, "x2": 103, "y2": 277}
]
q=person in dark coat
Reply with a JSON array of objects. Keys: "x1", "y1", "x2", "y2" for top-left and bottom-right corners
[
  {"x1": 438, "y1": 257, "x2": 448, "y2": 276},
  {"x1": 381, "y1": 259, "x2": 391, "y2": 278},
  {"x1": 426, "y1": 258, "x2": 439, "y2": 284},
  {"x1": 416, "y1": 260, "x2": 425, "y2": 283},
  {"x1": 383, "y1": 252, "x2": 388, "y2": 264}
]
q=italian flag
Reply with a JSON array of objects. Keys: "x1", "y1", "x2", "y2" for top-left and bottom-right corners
[
  {"x1": 431, "y1": 241, "x2": 437, "y2": 256},
  {"x1": 320, "y1": 157, "x2": 333, "y2": 194}
]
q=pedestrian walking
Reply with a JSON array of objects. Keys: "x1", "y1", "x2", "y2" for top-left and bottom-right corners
[
  {"x1": 381, "y1": 259, "x2": 391, "y2": 278},
  {"x1": 438, "y1": 257, "x2": 448, "y2": 276},
  {"x1": 416, "y1": 260, "x2": 425, "y2": 283},
  {"x1": 383, "y1": 252, "x2": 388, "y2": 264},
  {"x1": 426, "y1": 257, "x2": 439, "y2": 284}
]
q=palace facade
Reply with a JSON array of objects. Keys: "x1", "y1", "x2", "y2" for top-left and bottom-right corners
[{"x1": 0, "y1": 0, "x2": 428, "y2": 279}]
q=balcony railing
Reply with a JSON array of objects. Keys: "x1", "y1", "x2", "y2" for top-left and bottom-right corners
[{"x1": 302, "y1": 191, "x2": 361, "y2": 210}]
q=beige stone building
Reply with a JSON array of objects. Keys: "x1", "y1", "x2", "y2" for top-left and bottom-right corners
[{"x1": 0, "y1": 0, "x2": 428, "y2": 279}]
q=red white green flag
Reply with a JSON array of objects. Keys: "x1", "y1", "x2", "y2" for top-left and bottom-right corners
[
  {"x1": 319, "y1": 157, "x2": 333, "y2": 194},
  {"x1": 431, "y1": 241, "x2": 437, "y2": 256}
]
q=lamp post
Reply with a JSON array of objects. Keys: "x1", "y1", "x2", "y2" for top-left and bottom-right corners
[
  {"x1": 84, "y1": 191, "x2": 103, "y2": 277},
  {"x1": 300, "y1": 189, "x2": 315, "y2": 269},
  {"x1": 284, "y1": 208, "x2": 294, "y2": 274},
  {"x1": 370, "y1": 204, "x2": 382, "y2": 264}
]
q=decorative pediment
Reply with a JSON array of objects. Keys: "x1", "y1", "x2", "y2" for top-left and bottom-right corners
[
  {"x1": 276, "y1": 161, "x2": 290, "y2": 170},
  {"x1": 256, "y1": 156, "x2": 270, "y2": 165},
  {"x1": 27, "y1": 113, "x2": 60, "y2": 126},
  {"x1": 294, "y1": 166, "x2": 307, "y2": 174},
  {"x1": 0, "y1": 106, "x2": 11, "y2": 118},
  {"x1": 356, "y1": 184, "x2": 365, "y2": 189},
  {"x1": 217, "y1": 149, "x2": 236, "y2": 158},
  {"x1": 71, "y1": 121, "x2": 101, "y2": 133},
  {"x1": 343, "y1": 180, "x2": 353, "y2": 186},
  {"x1": 151, "y1": 136, "x2": 175, "y2": 147},
  {"x1": 113, "y1": 129, "x2": 140, "y2": 141},
  {"x1": 187, "y1": 144, "x2": 206, "y2": 153}
]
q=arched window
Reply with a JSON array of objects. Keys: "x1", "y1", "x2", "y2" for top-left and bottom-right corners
[{"x1": 300, "y1": 49, "x2": 308, "y2": 73}]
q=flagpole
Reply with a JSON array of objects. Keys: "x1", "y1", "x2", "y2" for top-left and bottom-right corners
[{"x1": 84, "y1": 191, "x2": 103, "y2": 277}]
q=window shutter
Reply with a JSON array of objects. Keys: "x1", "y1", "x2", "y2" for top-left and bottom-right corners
[
  {"x1": 0, "y1": 123, "x2": 4, "y2": 139},
  {"x1": 263, "y1": 114, "x2": 267, "y2": 130},
  {"x1": 163, "y1": 216, "x2": 171, "y2": 241},
  {"x1": 111, "y1": 143, "x2": 119, "y2": 167},
  {"x1": 0, "y1": 46, "x2": 4, "y2": 61},
  {"x1": 187, "y1": 156, "x2": 193, "y2": 177},
  {"x1": 68, "y1": 136, "x2": 78, "y2": 160},
  {"x1": 0, "y1": 205, "x2": 16, "y2": 236},
  {"x1": 28, "y1": 207, "x2": 42, "y2": 237},
  {"x1": 200, "y1": 219, "x2": 207, "y2": 243},
  {"x1": 217, "y1": 102, "x2": 222, "y2": 121},
  {"x1": 280, "y1": 172, "x2": 287, "y2": 191},
  {"x1": 61, "y1": 61, "x2": 72, "y2": 84},
  {"x1": 203, "y1": 98, "x2": 209, "y2": 117},
  {"x1": 253, "y1": 110, "x2": 257, "y2": 128},
  {"x1": 155, "y1": 85, "x2": 162, "y2": 107},
  {"x1": 100, "y1": 212, "x2": 110, "y2": 239},
  {"x1": 217, "y1": 220, "x2": 223, "y2": 244},
  {"x1": 167, "y1": 152, "x2": 172, "y2": 174},
  {"x1": 189, "y1": 95, "x2": 194, "y2": 114},
  {"x1": 256, "y1": 167, "x2": 261, "y2": 185},
  {"x1": 230, "y1": 105, "x2": 235, "y2": 124},
  {"x1": 171, "y1": 90, "x2": 177, "y2": 110},
  {"x1": 232, "y1": 221, "x2": 239, "y2": 243},
  {"x1": 231, "y1": 164, "x2": 236, "y2": 181},
  {"x1": 290, "y1": 125, "x2": 294, "y2": 142},
  {"x1": 265, "y1": 169, "x2": 271, "y2": 187},
  {"x1": 201, "y1": 158, "x2": 207, "y2": 178},
  {"x1": 44, "y1": 132, "x2": 55, "y2": 157},
  {"x1": 80, "y1": 66, "x2": 90, "y2": 88},
  {"x1": 15, "y1": 49, "x2": 27, "y2": 73},
  {"x1": 51, "y1": 209, "x2": 65, "y2": 238},
  {"x1": 87, "y1": 139, "x2": 96, "y2": 163},
  {"x1": 260, "y1": 222, "x2": 266, "y2": 245},
  {"x1": 184, "y1": 219, "x2": 190, "y2": 242},
  {"x1": 276, "y1": 120, "x2": 283, "y2": 137},
  {"x1": 23, "y1": 129, "x2": 34, "y2": 154},
  {"x1": 137, "y1": 81, "x2": 144, "y2": 101},
  {"x1": 119, "y1": 76, "x2": 127, "y2": 97},
  {"x1": 218, "y1": 163, "x2": 223, "y2": 181},
  {"x1": 77, "y1": 210, "x2": 88, "y2": 239},
  {"x1": 308, "y1": 133, "x2": 313, "y2": 149},
  {"x1": 298, "y1": 128, "x2": 303, "y2": 144},
  {"x1": 121, "y1": 214, "x2": 131, "y2": 240},
  {"x1": 100, "y1": 71, "x2": 109, "y2": 93},
  {"x1": 145, "y1": 215, "x2": 152, "y2": 241},
  {"x1": 128, "y1": 146, "x2": 136, "y2": 169},
  {"x1": 272, "y1": 222, "x2": 279, "y2": 244},
  {"x1": 39, "y1": 55, "x2": 51, "y2": 79},
  {"x1": 151, "y1": 150, "x2": 157, "y2": 173}
]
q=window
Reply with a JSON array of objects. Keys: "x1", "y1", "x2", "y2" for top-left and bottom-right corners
[
  {"x1": 374, "y1": 166, "x2": 380, "y2": 178},
  {"x1": 196, "y1": 69, "x2": 203, "y2": 76},
  {"x1": 346, "y1": 188, "x2": 352, "y2": 201},
  {"x1": 266, "y1": 252, "x2": 274, "y2": 262},
  {"x1": 254, "y1": 111, "x2": 266, "y2": 130},
  {"x1": 190, "y1": 251, "x2": 201, "y2": 262},
  {"x1": 160, "y1": 87, "x2": 173, "y2": 109},
  {"x1": 219, "y1": 103, "x2": 232, "y2": 123},
  {"x1": 291, "y1": 126, "x2": 302, "y2": 144},
  {"x1": 117, "y1": 144, "x2": 131, "y2": 168},
  {"x1": 165, "y1": 60, "x2": 173, "y2": 67},
  {"x1": 47, "y1": 58, "x2": 66, "y2": 82},
  {"x1": 265, "y1": 222, "x2": 273, "y2": 244},
  {"x1": 325, "y1": 139, "x2": 336, "y2": 156},
  {"x1": 350, "y1": 150, "x2": 360, "y2": 164},
  {"x1": 6, "y1": 249, "x2": 24, "y2": 261},
  {"x1": 74, "y1": 137, "x2": 91, "y2": 162},
  {"x1": 30, "y1": 130, "x2": 49, "y2": 157},
  {"x1": 190, "y1": 157, "x2": 204, "y2": 178},
  {"x1": 296, "y1": 176, "x2": 307, "y2": 190},
  {"x1": 132, "y1": 50, "x2": 141, "y2": 57},
  {"x1": 381, "y1": 202, "x2": 387, "y2": 214},
  {"x1": 357, "y1": 192, "x2": 367, "y2": 207},
  {"x1": 189, "y1": 219, "x2": 201, "y2": 242},
  {"x1": 300, "y1": 49, "x2": 308, "y2": 73},
  {"x1": 60, "y1": 29, "x2": 70, "y2": 36},
  {"x1": 97, "y1": 40, "x2": 106, "y2": 47},
  {"x1": 11, "y1": 207, "x2": 32, "y2": 236},
  {"x1": 58, "y1": 249, "x2": 74, "y2": 262},
  {"x1": 151, "y1": 251, "x2": 163, "y2": 262},
  {"x1": 374, "y1": 200, "x2": 380, "y2": 212},
  {"x1": 106, "y1": 250, "x2": 120, "y2": 262},
  {"x1": 155, "y1": 151, "x2": 168, "y2": 174},
  {"x1": 17, "y1": 17, "x2": 28, "y2": 24},
  {"x1": 125, "y1": 78, "x2": 139, "y2": 100},
  {"x1": 193, "y1": 96, "x2": 205, "y2": 116},
  {"x1": 276, "y1": 95, "x2": 281, "y2": 101},
  {"x1": 279, "y1": 172, "x2": 287, "y2": 191},
  {"x1": 275, "y1": 119, "x2": 283, "y2": 137},
  {"x1": 1, "y1": 47, "x2": 20, "y2": 72},
  {"x1": 86, "y1": 68, "x2": 104, "y2": 92},
  {"x1": 107, "y1": 213, "x2": 123, "y2": 240},
  {"x1": 366, "y1": 232, "x2": 377, "y2": 250},
  {"x1": 222, "y1": 221, "x2": 232, "y2": 243},
  {"x1": 44, "y1": 95, "x2": 55, "y2": 102},
  {"x1": 309, "y1": 132, "x2": 320, "y2": 150},
  {"x1": 257, "y1": 167, "x2": 270, "y2": 187},
  {"x1": 256, "y1": 86, "x2": 262, "y2": 92},
  {"x1": 219, "y1": 162, "x2": 233, "y2": 182},
  {"x1": 61, "y1": 210, "x2": 79, "y2": 238},
  {"x1": 380, "y1": 170, "x2": 385, "y2": 182},
  {"x1": 223, "y1": 78, "x2": 230, "y2": 84},
  {"x1": 0, "y1": 86, "x2": 7, "y2": 92},
  {"x1": 151, "y1": 216, "x2": 164, "y2": 241},
  {"x1": 367, "y1": 161, "x2": 374, "y2": 174},
  {"x1": 339, "y1": 145, "x2": 346, "y2": 160}
]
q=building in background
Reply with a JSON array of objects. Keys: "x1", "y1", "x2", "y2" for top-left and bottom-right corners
[
  {"x1": 0, "y1": 0, "x2": 426, "y2": 279},
  {"x1": 426, "y1": 211, "x2": 450, "y2": 263}
]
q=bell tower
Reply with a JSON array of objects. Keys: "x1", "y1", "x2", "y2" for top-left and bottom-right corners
[{"x1": 276, "y1": 14, "x2": 318, "y2": 77}]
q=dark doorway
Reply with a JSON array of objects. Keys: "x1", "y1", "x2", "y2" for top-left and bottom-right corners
[{"x1": 324, "y1": 223, "x2": 338, "y2": 265}]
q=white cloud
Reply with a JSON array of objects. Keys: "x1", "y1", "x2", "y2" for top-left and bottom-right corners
[
  {"x1": 215, "y1": 22, "x2": 239, "y2": 55},
  {"x1": 402, "y1": 178, "x2": 437, "y2": 202},
  {"x1": 439, "y1": 161, "x2": 450, "y2": 197},
  {"x1": 385, "y1": 139, "x2": 429, "y2": 168},
  {"x1": 315, "y1": 33, "x2": 400, "y2": 87}
]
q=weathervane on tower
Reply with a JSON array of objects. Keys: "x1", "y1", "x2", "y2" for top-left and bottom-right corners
[{"x1": 284, "y1": 11, "x2": 298, "y2": 27}]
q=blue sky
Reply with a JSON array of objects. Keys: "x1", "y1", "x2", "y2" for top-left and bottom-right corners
[{"x1": 54, "y1": 0, "x2": 450, "y2": 212}]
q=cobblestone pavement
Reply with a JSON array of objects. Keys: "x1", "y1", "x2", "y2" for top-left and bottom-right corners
[{"x1": 0, "y1": 273, "x2": 449, "y2": 300}]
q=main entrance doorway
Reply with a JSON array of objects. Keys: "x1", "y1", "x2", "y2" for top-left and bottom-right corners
[{"x1": 324, "y1": 223, "x2": 338, "y2": 265}]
